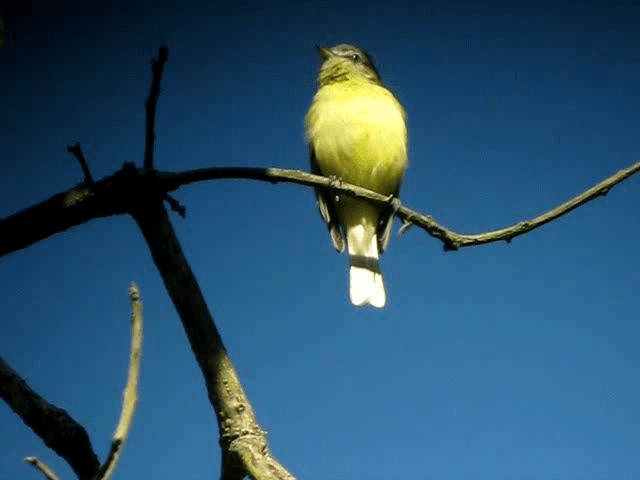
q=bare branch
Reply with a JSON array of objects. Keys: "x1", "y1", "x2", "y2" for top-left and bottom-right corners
[
  {"x1": 131, "y1": 201, "x2": 296, "y2": 480},
  {"x1": 0, "y1": 357, "x2": 100, "y2": 480},
  {"x1": 394, "y1": 159, "x2": 640, "y2": 250},
  {"x1": 67, "y1": 143, "x2": 94, "y2": 184},
  {"x1": 143, "y1": 46, "x2": 169, "y2": 169},
  {"x1": 0, "y1": 162, "x2": 138, "y2": 257},
  {"x1": 24, "y1": 457, "x2": 60, "y2": 480},
  {"x1": 227, "y1": 436, "x2": 296, "y2": 480},
  {"x1": 157, "y1": 160, "x2": 640, "y2": 250},
  {"x1": 94, "y1": 283, "x2": 143, "y2": 480},
  {"x1": 3, "y1": 159, "x2": 640, "y2": 259}
]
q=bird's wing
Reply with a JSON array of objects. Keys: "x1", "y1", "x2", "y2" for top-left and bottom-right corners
[
  {"x1": 376, "y1": 185, "x2": 401, "y2": 255},
  {"x1": 310, "y1": 146, "x2": 345, "y2": 253},
  {"x1": 377, "y1": 213, "x2": 394, "y2": 254}
]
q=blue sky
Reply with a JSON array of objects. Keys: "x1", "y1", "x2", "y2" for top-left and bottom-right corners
[{"x1": 1, "y1": 1, "x2": 639, "y2": 479}]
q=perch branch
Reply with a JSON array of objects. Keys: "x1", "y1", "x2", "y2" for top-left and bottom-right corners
[
  {"x1": 0, "y1": 356, "x2": 100, "y2": 480},
  {"x1": 143, "y1": 46, "x2": 168, "y2": 169},
  {"x1": 2, "y1": 159, "x2": 640, "y2": 258},
  {"x1": 158, "y1": 159, "x2": 640, "y2": 250},
  {"x1": 94, "y1": 283, "x2": 143, "y2": 480},
  {"x1": 24, "y1": 457, "x2": 59, "y2": 480}
]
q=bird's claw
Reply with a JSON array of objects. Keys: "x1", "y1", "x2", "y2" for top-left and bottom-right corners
[
  {"x1": 327, "y1": 175, "x2": 343, "y2": 202},
  {"x1": 385, "y1": 195, "x2": 402, "y2": 214}
]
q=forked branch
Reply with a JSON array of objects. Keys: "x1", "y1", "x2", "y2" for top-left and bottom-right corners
[{"x1": 0, "y1": 284, "x2": 143, "y2": 480}]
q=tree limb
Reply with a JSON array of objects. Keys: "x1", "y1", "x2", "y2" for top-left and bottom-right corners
[
  {"x1": 2, "y1": 159, "x2": 640, "y2": 259},
  {"x1": 0, "y1": 357, "x2": 100, "y2": 480},
  {"x1": 131, "y1": 198, "x2": 294, "y2": 480}
]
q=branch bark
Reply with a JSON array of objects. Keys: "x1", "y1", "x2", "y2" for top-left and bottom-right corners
[
  {"x1": 131, "y1": 198, "x2": 294, "y2": 480},
  {"x1": 25, "y1": 457, "x2": 60, "y2": 480},
  {"x1": 0, "y1": 356, "x2": 100, "y2": 480}
]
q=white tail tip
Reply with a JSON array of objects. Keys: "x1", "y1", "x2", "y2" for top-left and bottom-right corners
[{"x1": 349, "y1": 265, "x2": 386, "y2": 308}]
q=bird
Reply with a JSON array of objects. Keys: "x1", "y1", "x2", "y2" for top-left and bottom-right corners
[{"x1": 305, "y1": 44, "x2": 408, "y2": 308}]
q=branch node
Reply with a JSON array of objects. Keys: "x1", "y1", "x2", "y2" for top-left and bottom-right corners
[{"x1": 442, "y1": 242, "x2": 458, "y2": 252}]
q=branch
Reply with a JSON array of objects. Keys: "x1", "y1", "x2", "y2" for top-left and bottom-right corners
[
  {"x1": 67, "y1": 143, "x2": 94, "y2": 184},
  {"x1": 143, "y1": 46, "x2": 168, "y2": 169},
  {"x1": 24, "y1": 457, "x2": 60, "y2": 480},
  {"x1": 3, "y1": 159, "x2": 640, "y2": 259},
  {"x1": 0, "y1": 357, "x2": 100, "y2": 480},
  {"x1": 94, "y1": 283, "x2": 143, "y2": 480},
  {"x1": 157, "y1": 160, "x2": 640, "y2": 250},
  {"x1": 0, "y1": 162, "x2": 138, "y2": 257},
  {"x1": 406, "y1": 159, "x2": 640, "y2": 250},
  {"x1": 130, "y1": 200, "x2": 295, "y2": 480}
]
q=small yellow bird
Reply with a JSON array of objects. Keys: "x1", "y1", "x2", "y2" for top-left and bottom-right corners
[{"x1": 305, "y1": 44, "x2": 408, "y2": 308}]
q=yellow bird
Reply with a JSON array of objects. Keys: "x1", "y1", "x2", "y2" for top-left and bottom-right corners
[{"x1": 305, "y1": 44, "x2": 408, "y2": 308}]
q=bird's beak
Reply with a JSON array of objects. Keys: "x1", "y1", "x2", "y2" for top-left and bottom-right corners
[{"x1": 316, "y1": 44, "x2": 333, "y2": 60}]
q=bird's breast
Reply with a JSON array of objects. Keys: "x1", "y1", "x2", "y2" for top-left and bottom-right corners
[{"x1": 306, "y1": 82, "x2": 408, "y2": 195}]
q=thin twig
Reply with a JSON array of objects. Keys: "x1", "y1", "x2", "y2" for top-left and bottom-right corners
[
  {"x1": 67, "y1": 143, "x2": 94, "y2": 184},
  {"x1": 94, "y1": 283, "x2": 143, "y2": 480},
  {"x1": 24, "y1": 457, "x2": 60, "y2": 480},
  {"x1": 394, "y1": 159, "x2": 640, "y2": 250},
  {"x1": 165, "y1": 193, "x2": 186, "y2": 217},
  {"x1": 143, "y1": 46, "x2": 169, "y2": 169}
]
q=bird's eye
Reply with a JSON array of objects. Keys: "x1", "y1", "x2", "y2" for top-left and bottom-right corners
[{"x1": 351, "y1": 53, "x2": 361, "y2": 63}]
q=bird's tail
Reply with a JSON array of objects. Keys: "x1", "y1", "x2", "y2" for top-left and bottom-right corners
[{"x1": 346, "y1": 225, "x2": 386, "y2": 308}]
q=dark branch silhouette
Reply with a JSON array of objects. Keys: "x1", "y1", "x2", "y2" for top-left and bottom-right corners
[
  {"x1": 67, "y1": 143, "x2": 94, "y2": 184},
  {"x1": 144, "y1": 46, "x2": 168, "y2": 169}
]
